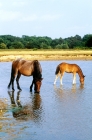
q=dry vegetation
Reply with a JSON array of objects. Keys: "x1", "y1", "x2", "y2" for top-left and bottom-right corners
[{"x1": 0, "y1": 49, "x2": 92, "y2": 61}]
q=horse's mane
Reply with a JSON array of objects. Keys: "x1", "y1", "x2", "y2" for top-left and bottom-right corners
[
  {"x1": 76, "y1": 64, "x2": 84, "y2": 77},
  {"x1": 33, "y1": 60, "x2": 42, "y2": 79}
]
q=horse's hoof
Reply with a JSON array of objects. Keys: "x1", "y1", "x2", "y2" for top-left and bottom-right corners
[
  {"x1": 30, "y1": 88, "x2": 32, "y2": 92},
  {"x1": 72, "y1": 83, "x2": 76, "y2": 85},
  {"x1": 60, "y1": 84, "x2": 63, "y2": 86},
  {"x1": 19, "y1": 89, "x2": 22, "y2": 91},
  {"x1": 34, "y1": 90, "x2": 40, "y2": 94},
  {"x1": 12, "y1": 89, "x2": 15, "y2": 91}
]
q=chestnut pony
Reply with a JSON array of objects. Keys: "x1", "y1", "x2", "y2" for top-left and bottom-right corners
[
  {"x1": 8, "y1": 58, "x2": 43, "y2": 93},
  {"x1": 54, "y1": 62, "x2": 85, "y2": 85}
]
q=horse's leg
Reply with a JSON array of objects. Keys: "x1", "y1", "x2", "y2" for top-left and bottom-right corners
[
  {"x1": 54, "y1": 74, "x2": 59, "y2": 85},
  {"x1": 60, "y1": 72, "x2": 64, "y2": 85},
  {"x1": 11, "y1": 74, "x2": 16, "y2": 91},
  {"x1": 16, "y1": 72, "x2": 22, "y2": 91},
  {"x1": 8, "y1": 67, "x2": 15, "y2": 89},
  {"x1": 9, "y1": 67, "x2": 17, "y2": 91},
  {"x1": 73, "y1": 73, "x2": 76, "y2": 84},
  {"x1": 8, "y1": 79, "x2": 12, "y2": 89},
  {"x1": 12, "y1": 78, "x2": 14, "y2": 91},
  {"x1": 30, "y1": 80, "x2": 34, "y2": 92}
]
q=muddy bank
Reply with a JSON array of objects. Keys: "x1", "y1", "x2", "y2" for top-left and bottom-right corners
[{"x1": 0, "y1": 54, "x2": 92, "y2": 61}]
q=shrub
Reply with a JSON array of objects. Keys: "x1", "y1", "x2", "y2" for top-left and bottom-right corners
[{"x1": 0, "y1": 43, "x2": 7, "y2": 49}]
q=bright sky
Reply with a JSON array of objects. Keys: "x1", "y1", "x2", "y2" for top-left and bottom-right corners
[{"x1": 0, "y1": 0, "x2": 92, "y2": 39}]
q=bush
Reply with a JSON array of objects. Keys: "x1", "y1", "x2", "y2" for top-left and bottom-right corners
[
  {"x1": 0, "y1": 43, "x2": 7, "y2": 49},
  {"x1": 56, "y1": 43, "x2": 69, "y2": 49},
  {"x1": 33, "y1": 48, "x2": 38, "y2": 51},
  {"x1": 11, "y1": 41, "x2": 24, "y2": 49},
  {"x1": 61, "y1": 44, "x2": 69, "y2": 49}
]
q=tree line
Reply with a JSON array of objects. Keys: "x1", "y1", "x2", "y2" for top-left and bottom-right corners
[{"x1": 0, "y1": 34, "x2": 92, "y2": 49}]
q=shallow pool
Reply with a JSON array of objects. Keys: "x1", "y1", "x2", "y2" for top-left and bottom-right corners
[{"x1": 0, "y1": 60, "x2": 92, "y2": 140}]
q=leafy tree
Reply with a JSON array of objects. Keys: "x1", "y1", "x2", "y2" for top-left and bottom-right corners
[
  {"x1": 75, "y1": 35, "x2": 81, "y2": 40},
  {"x1": 40, "y1": 42, "x2": 49, "y2": 49},
  {"x1": 0, "y1": 34, "x2": 92, "y2": 49},
  {"x1": 64, "y1": 35, "x2": 83, "y2": 49},
  {"x1": 37, "y1": 37, "x2": 50, "y2": 46},
  {"x1": 58, "y1": 37, "x2": 64, "y2": 44},
  {"x1": 0, "y1": 38, "x2": 4, "y2": 44},
  {"x1": 51, "y1": 39, "x2": 59, "y2": 48},
  {"x1": 25, "y1": 39, "x2": 39, "y2": 49},
  {"x1": 10, "y1": 41, "x2": 24, "y2": 49},
  {"x1": 43, "y1": 36, "x2": 52, "y2": 45},
  {"x1": 56, "y1": 44, "x2": 62, "y2": 49},
  {"x1": 56, "y1": 43, "x2": 69, "y2": 49},
  {"x1": 61, "y1": 43, "x2": 69, "y2": 49},
  {"x1": 85, "y1": 36, "x2": 92, "y2": 48},
  {"x1": 0, "y1": 43, "x2": 7, "y2": 49},
  {"x1": 82, "y1": 34, "x2": 92, "y2": 42}
]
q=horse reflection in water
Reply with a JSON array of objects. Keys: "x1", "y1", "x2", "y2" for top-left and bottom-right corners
[
  {"x1": 54, "y1": 62, "x2": 85, "y2": 85},
  {"x1": 54, "y1": 84, "x2": 84, "y2": 100},
  {"x1": 8, "y1": 91, "x2": 42, "y2": 121},
  {"x1": 8, "y1": 58, "x2": 43, "y2": 93}
]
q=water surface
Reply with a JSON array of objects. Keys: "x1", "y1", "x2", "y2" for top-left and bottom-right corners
[{"x1": 0, "y1": 60, "x2": 92, "y2": 140}]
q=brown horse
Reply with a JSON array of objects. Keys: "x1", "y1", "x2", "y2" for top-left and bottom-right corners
[
  {"x1": 54, "y1": 62, "x2": 85, "y2": 85},
  {"x1": 8, "y1": 58, "x2": 43, "y2": 93}
]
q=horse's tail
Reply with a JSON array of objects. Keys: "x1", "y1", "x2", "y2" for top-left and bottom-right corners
[
  {"x1": 55, "y1": 65, "x2": 60, "y2": 75},
  {"x1": 8, "y1": 65, "x2": 14, "y2": 89}
]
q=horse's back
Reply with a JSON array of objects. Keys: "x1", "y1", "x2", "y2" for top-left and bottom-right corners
[
  {"x1": 13, "y1": 58, "x2": 26, "y2": 64},
  {"x1": 12, "y1": 58, "x2": 42, "y2": 76},
  {"x1": 59, "y1": 62, "x2": 79, "y2": 73},
  {"x1": 12, "y1": 58, "x2": 26, "y2": 69}
]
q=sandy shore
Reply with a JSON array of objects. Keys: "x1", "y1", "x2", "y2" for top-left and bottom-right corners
[
  {"x1": 0, "y1": 50, "x2": 92, "y2": 61},
  {"x1": 0, "y1": 54, "x2": 92, "y2": 61}
]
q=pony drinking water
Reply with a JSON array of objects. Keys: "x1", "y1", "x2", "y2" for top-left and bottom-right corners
[
  {"x1": 8, "y1": 58, "x2": 43, "y2": 93},
  {"x1": 54, "y1": 62, "x2": 85, "y2": 85}
]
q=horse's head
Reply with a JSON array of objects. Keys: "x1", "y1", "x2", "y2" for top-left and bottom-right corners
[
  {"x1": 80, "y1": 75, "x2": 85, "y2": 85},
  {"x1": 34, "y1": 78, "x2": 43, "y2": 93}
]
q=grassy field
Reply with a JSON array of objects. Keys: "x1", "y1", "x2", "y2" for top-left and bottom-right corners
[
  {"x1": 0, "y1": 49, "x2": 92, "y2": 55},
  {"x1": 0, "y1": 49, "x2": 92, "y2": 61}
]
